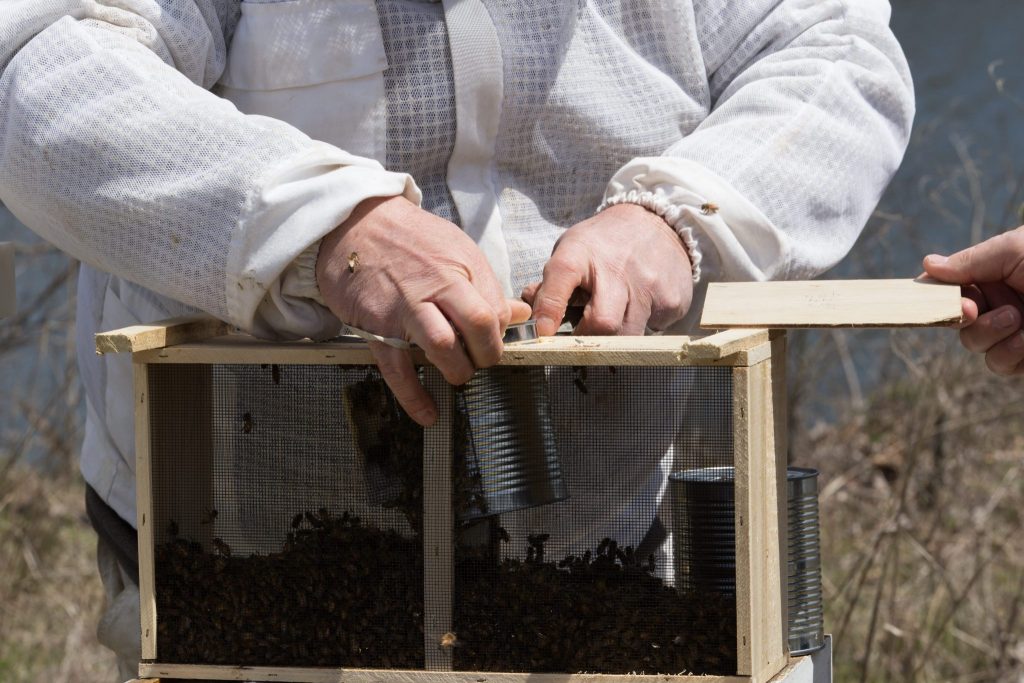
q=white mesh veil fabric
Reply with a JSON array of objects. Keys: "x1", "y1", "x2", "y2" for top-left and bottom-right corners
[
  {"x1": 0, "y1": 0, "x2": 912, "y2": 335},
  {"x1": 0, "y1": 0, "x2": 912, "y2": 530},
  {"x1": 375, "y1": 0, "x2": 458, "y2": 224}
]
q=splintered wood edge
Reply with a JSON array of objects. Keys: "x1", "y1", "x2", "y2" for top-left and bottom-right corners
[
  {"x1": 700, "y1": 279, "x2": 963, "y2": 329},
  {"x1": 95, "y1": 315, "x2": 231, "y2": 354},
  {"x1": 137, "y1": 664, "x2": 751, "y2": 683}
]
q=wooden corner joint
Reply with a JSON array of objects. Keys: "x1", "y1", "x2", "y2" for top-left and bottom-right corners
[{"x1": 95, "y1": 315, "x2": 231, "y2": 355}]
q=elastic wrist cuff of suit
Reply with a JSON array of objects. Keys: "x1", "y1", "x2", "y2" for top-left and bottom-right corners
[
  {"x1": 290, "y1": 238, "x2": 329, "y2": 307},
  {"x1": 598, "y1": 190, "x2": 702, "y2": 284}
]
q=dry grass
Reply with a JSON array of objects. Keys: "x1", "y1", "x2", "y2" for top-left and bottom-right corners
[
  {"x1": 0, "y1": 242, "x2": 118, "y2": 682},
  {"x1": 0, "y1": 466, "x2": 118, "y2": 683},
  {"x1": 793, "y1": 328, "x2": 1024, "y2": 682}
]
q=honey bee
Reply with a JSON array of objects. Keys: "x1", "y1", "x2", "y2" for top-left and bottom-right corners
[
  {"x1": 200, "y1": 509, "x2": 218, "y2": 525},
  {"x1": 572, "y1": 366, "x2": 588, "y2": 394},
  {"x1": 212, "y1": 537, "x2": 232, "y2": 557},
  {"x1": 347, "y1": 251, "x2": 360, "y2": 273},
  {"x1": 439, "y1": 631, "x2": 460, "y2": 649},
  {"x1": 242, "y1": 412, "x2": 253, "y2": 434},
  {"x1": 700, "y1": 202, "x2": 719, "y2": 216}
]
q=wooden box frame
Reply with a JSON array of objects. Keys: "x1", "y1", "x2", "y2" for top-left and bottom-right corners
[{"x1": 98, "y1": 319, "x2": 791, "y2": 683}]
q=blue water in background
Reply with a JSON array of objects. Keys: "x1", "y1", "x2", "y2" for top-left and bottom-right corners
[{"x1": 1, "y1": 0, "x2": 1023, "y2": 456}]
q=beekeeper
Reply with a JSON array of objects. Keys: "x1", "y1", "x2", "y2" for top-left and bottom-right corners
[{"x1": 0, "y1": 0, "x2": 913, "y2": 678}]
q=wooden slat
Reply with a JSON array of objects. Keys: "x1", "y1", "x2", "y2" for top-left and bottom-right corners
[
  {"x1": 422, "y1": 370, "x2": 454, "y2": 671},
  {"x1": 95, "y1": 315, "x2": 231, "y2": 354},
  {"x1": 132, "y1": 334, "x2": 769, "y2": 368},
  {"x1": 0, "y1": 242, "x2": 14, "y2": 319},
  {"x1": 701, "y1": 279, "x2": 962, "y2": 329},
  {"x1": 686, "y1": 329, "x2": 770, "y2": 360},
  {"x1": 770, "y1": 335, "x2": 790, "y2": 657},
  {"x1": 134, "y1": 362, "x2": 158, "y2": 661},
  {"x1": 137, "y1": 663, "x2": 749, "y2": 683},
  {"x1": 732, "y1": 362, "x2": 786, "y2": 683}
]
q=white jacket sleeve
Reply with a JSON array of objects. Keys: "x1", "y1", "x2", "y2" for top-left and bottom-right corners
[
  {"x1": 601, "y1": 0, "x2": 914, "y2": 285},
  {"x1": 0, "y1": 0, "x2": 419, "y2": 340}
]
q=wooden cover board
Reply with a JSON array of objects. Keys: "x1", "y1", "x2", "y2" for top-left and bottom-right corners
[{"x1": 700, "y1": 278, "x2": 962, "y2": 329}]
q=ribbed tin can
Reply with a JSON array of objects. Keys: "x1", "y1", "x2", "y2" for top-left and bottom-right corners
[
  {"x1": 787, "y1": 467, "x2": 825, "y2": 655},
  {"x1": 456, "y1": 366, "x2": 568, "y2": 520},
  {"x1": 669, "y1": 466, "x2": 736, "y2": 596}
]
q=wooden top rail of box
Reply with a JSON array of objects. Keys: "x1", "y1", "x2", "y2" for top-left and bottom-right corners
[{"x1": 95, "y1": 315, "x2": 779, "y2": 367}]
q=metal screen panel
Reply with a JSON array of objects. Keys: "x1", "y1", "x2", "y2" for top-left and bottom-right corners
[
  {"x1": 150, "y1": 364, "x2": 423, "y2": 668},
  {"x1": 147, "y1": 362, "x2": 736, "y2": 674},
  {"x1": 450, "y1": 366, "x2": 736, "y2": 674}
]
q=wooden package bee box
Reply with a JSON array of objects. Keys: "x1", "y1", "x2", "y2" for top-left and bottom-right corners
[{"x1": 97, "y1": 318, "x2": 791, "y2": 683}]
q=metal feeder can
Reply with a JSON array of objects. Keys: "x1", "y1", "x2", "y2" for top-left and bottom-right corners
[{"x1": 670, "y1": 465, "x2": 825, "y2": 656}]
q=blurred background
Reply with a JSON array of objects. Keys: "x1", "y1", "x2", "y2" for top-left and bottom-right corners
[{"x1": 2, "y1": 1, "x2": 1024, "y2": 681}]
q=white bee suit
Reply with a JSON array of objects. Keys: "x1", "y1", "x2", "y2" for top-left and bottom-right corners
[{"x1": 0, "y1": 0, "x2": 912, "y2": 673}]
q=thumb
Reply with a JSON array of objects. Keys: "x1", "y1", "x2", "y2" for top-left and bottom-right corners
[
  {"x1": 923, "y1": 227, "x2": 1024, "y2": 288},
  {"x1": 508, "y1": 299, "x2": 532, "y2": 324},
  {"x1": 531, "y1": 260, "x2": 584, "y2": 336}
]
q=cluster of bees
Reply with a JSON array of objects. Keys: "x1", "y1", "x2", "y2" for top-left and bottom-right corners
[{"x1": 451, "y1": 531, "x2": 737, "y2": 674}]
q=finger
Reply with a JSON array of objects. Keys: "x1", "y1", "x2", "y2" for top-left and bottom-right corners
[
  {"x1": 968, "y1": 282, "x2": 990, "y2": 311},
  {"x1": 508, "y1": 299, "x2": 532, "y2": 325},
  {"x1": 405, "y1": 303, "x2": 476, "y2": 386},
  {"x1": 532, "y1": 251, "x2": 587, "y2": 336},
  {"x1": 958, "y1": 297, "x2": 979, "y2": 329},
  {"x1": 521, "y1": 282, "x2": 540, "y2": 306},
  {"x1": 648, "y1": 280, "x2": 694, "y2": 332},
  {"x1": 923, "y1": 227, "x2": 1024, "y2": 286},
  {"x1": 985, "y1": 329, "x2": 1024, "y2": 375},
  {"x1": 621, "y1": 294, "x2": 653, "y2": 335},
  {"x1": 959, "y1": 305, "x2": 1021, "y2": 353},
  {"x1": 434, "y1": 280, "x2": 504, "y2": 369},
  {"x1": 977, "y1": 281, "x2": 1024, "y2": 313},
  {"x1": 369, "y1": 342, "x2": 437, "y2": 427},
  {"x1": 576, "y1": 272, "x2": 628, "y2": 335}
]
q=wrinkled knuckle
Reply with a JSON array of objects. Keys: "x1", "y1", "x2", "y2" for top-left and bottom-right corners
[
  {"x1": 535, "y1": 292, "x2": 566, "y2": 316},
  {"x1": 954, "y1": 248, "x2": 974, "y2": 271},
  {"x1": 424, "y1": 328, "x2": 459, "y2": 355},
  {"x1": 466, "y1": 305, "x2": 498, "y2": 335},
  {"x1": 587, "y1": 314, "x2": 622, "y2": 335},
  {"x1": 986, "y1": 353, "x2": 1013, "y2": 376},
  {"x1": 959, "y1": 328, "x2": 984, "y2": 353}
]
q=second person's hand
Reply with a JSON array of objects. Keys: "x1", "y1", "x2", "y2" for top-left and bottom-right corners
[
  {"x1": 316, "y1": 196, "x2": 531, "y2": 425},
  {"x1": 924, "y1": 226, "x2": 1024, "y2": 375}
]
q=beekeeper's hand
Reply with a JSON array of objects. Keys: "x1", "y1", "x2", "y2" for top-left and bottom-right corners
[
  {"x1": 523, "y1": 204, "x2": 693, "y2": 336},
  {"x1": 316, "y1": 196, "x2": 532, "y2": 426},
  {"x1": 924, "y1": 226, "x2": 1024, "y2": 376}
]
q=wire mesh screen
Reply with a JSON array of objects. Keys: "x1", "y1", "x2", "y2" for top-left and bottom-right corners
[
  {"x1": 150, "y1": 364, "x2": 424, "y2": 668},
  {"x1": 450, "y1": 366, "x2": 735, "y2": 674},
  {"x1": 147, "y1": 362, "x2": 736, "y2": 674}
]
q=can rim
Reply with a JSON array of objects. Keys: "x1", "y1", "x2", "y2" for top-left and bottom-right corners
[
  {"x1": 787, "y1": 466, "x2": 818, "y2": 481},
  {"x1": 669, "y1": 465, "x2": 736, "y2": 484}
]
